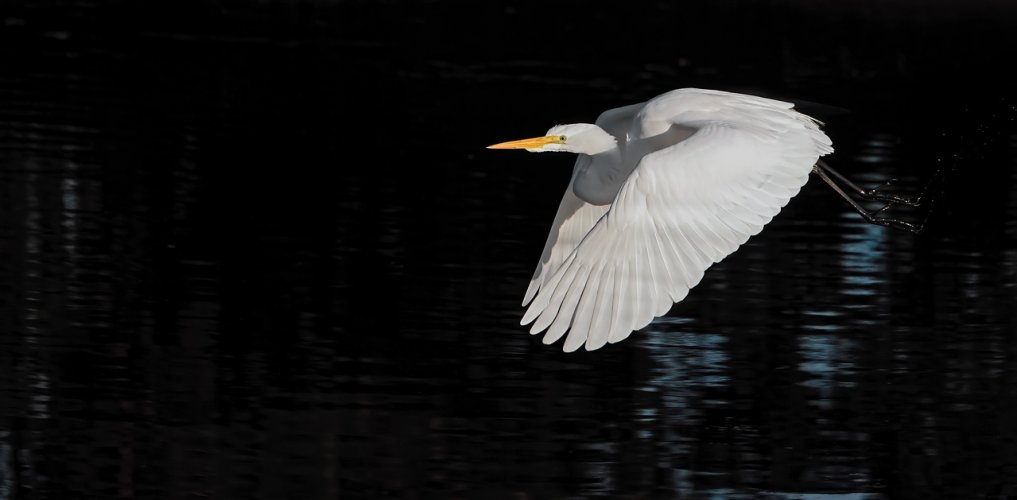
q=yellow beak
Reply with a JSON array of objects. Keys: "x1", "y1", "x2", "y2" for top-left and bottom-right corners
[{"x1": 487, "y1": 135, "x2": 565, "y2": 150}]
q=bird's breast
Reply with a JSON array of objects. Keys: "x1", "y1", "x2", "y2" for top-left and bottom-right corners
[{"x1": 572, "y1": 153, "x2": 626, "y2": 206}]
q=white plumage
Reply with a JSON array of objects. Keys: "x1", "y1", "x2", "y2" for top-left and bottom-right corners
[{"x1": 491, "y1": 88, "x2": 833, "y2": 351}]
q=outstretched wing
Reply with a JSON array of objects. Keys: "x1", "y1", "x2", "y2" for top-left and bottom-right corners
[
  {"x1": 522, "y1": 105, "x2": 832, "y2": 351},
  {"x1": 522, "y1": 175, "x2": 609, "y2": 305},
  {"x1": 522, "y1": 102, "x2": 644, "y2": 305}
]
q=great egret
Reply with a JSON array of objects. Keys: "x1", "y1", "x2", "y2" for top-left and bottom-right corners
[{"x1": 489, "y1": 88, "x2": 921, "y2": 352}]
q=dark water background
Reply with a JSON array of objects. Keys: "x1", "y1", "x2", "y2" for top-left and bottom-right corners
[{"x1": 2, "y1": 1, "x2": 1017, "y2": 498}]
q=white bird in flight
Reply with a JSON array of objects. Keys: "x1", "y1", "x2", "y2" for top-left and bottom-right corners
[{"x1": 489, "y1": 88, "x2": 921, "y2": 352}]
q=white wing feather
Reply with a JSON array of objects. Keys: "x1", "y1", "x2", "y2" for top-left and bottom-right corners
[{"x1": 523, "y1": 90, "x2": 833, "y2": 351}]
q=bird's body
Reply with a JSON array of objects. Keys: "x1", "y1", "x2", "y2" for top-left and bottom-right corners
[{"x1": 490, "y1": 88, "x2": 833, "y2": 352}]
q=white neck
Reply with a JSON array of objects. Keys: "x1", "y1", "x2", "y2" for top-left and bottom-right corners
[{"x1": 565, "y1": 124, "x2": 618, "y2": 155}]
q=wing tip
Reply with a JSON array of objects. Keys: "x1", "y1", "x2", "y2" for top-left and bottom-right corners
[
  {"x1": 563, "y1": 336, "x2": 585, "y2": 352},
  {"x1": 522, "y1": 279, "x2": 540, "y2": 306},
  {"x1": 520, "y1": 306, "x2": 540, "y2": 326}
]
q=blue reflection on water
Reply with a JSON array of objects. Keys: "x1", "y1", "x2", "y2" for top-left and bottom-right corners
[
  {"x1": 798, "y1": 208, "x2": 890, "y2": 406},
  {"x1": 839, "y1": 216, "x2": 888, "y2": 297},
  {"x1": 640, "y1": 325, "x2": 731, "y2": 404}
]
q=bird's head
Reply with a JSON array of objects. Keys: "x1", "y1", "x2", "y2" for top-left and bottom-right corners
[{"x1": 488, "y1": 123, "x2": 616, "y2": 155}]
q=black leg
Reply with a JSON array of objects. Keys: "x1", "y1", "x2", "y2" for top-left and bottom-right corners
[
  {"x1": 816, "y1": 160, "x2": 922, "y2": 207},
  {"x1": 812, "y1": 165, "x2": 924, "y2": 234}
]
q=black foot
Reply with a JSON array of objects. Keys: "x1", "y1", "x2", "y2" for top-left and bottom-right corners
[
  {"x1": 812, "y1": 163, "x2": 929, "y2": 234},
  {"x1": 859, "y1": 179, "x2": 923, "y2": 207},
  {"x1": 861, "y1": 207, "x2": 924, "y2": 234}
]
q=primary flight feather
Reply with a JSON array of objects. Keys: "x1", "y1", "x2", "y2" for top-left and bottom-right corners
[{"x1": 489, "y1": 88, "x2": 833, "y2": 352}]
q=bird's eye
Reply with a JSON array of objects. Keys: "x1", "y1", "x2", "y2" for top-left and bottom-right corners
[{"x1": 559, "y1": 135, "x2": 567, "y2": 142}]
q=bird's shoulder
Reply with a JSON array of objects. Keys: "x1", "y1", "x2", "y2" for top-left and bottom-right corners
[
  {"x1": 642, "y1": 88, "x2": 795, "y2": 115},
  {"x1": 632, "y1": 88, "x2": 796, "y2": 134},
  {"x1": 628, "y1": 88, "x2": 834, "y2": 153}
]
